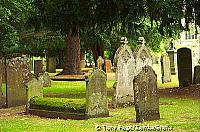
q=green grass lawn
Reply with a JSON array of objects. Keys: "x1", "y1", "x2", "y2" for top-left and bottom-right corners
[
  {"x1": 0, "y1": 98, "x2": 199, "y2": 132},
  {"x1": 0, "y1": 80, "x2": 199, "y2": 132}
]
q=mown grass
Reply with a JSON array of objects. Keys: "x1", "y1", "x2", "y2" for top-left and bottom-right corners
[
  {"x1": 0, "y1": 78, "x2": 199, "y2": 132},
  {"x1": 0, "y1": 98, "x2": 199, "y2": 132}
]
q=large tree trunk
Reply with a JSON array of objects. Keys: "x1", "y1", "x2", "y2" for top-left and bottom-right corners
[
  {"x1": 91, "y1": 42, "x2": 104, "y2": 66},
  {"x1": 62, "y1": 30, "x2": 81, "y2": 75}
]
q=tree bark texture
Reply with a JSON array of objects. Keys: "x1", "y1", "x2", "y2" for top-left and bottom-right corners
[{"x1": 63, "y1": 31, "x2": 81, "y2": 75}]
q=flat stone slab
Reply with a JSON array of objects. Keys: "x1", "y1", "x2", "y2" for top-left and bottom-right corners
[{"x1": 50, "y1": 75, "x2": 85, "y2": 81}]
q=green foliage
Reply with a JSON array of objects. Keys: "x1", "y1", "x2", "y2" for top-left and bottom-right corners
[{"x1": 30, "y1": 97, "x2": 86, "y2": 113}]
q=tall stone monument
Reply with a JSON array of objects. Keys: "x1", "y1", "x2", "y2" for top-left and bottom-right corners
[{"x1": 113, "y1": 37, "x2": 136, "y2": 106}]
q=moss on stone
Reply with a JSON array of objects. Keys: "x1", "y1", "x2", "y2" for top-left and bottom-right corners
[{"x1": 30, "y1": 97, "x2": 86, "y2": 113}]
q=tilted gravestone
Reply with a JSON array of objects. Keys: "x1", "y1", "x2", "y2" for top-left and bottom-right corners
[
  {"x1": 105, "y1": 59, "x2": 112, "y2": 73},
  {"x1": 160, "y1": 53, "x2": 171, "y2": 83},
  {"x1": 113, "y1": 37, "x2": 136, "y2": 106},
  {"x1": 97, "y1": 56, "x2": 104, "y2": 70},
  {"x1": 6, "y1": 54, "x2": 32, "y2": 107},
  {"x1": 133, "y1": 66, "x2": 160, "y2": 122},
  {"x1": 193, "y1": 66, "x2": 200, "y2": 84},
  {"x1": 47, "y1": 57, "x2": 56, "y2": 73},
  {"x1": 34, "y1": 60, "x2": 43, "y2": 77},
  {"x1": 85, "y1": 69, "x2": 109, "y2": 117},
  {"x1": 39, "y1": 72, "x2": 51, "y2": 87},
  {"x1": 177, "y1": 48, "x2": 192, "y2": 87},
  {"x1": 27, "y1": 78, "x2": 43, "y2": 101}
]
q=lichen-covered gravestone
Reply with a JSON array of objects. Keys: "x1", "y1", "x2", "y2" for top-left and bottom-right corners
[
  {"x1": 113, "y1": 37, "x2": 136, "y2": 106},
  {"x1": 6, "y1": 54, "x2": 32, "y2": 107},
  {"x1": 133, "y1": 66, "x2": 160, "y2": 122},
  {"x1": 160, "y1": 53, "x2": 171, "y2": 83},
  {"x1": 39, "y1": 72, "x2": 51, "y2": 87},
  {"x1": 134, "y1": 37, "x2": 153, "y2": 76},
  {"x1": 193, "y1": 66, "x2": 200, "y2": 84},
  {"x1": 85, "y1": 69, "x2": 109, "y2": 117},
  {"x1": 97, "y1": 56, "x2": 104, "y2": 70},
  {"x1": 177, "y1": 48, "x2": 192, "y2": 87}
]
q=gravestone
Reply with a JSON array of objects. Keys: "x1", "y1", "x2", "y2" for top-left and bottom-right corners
[
  {"x1": 39, "y1": 72, "x2": 51, "y2": 87},
  {"x1": 160, "y1": 53, "x2": 171, "y2": 83},
  {"x1": 113, "y1": 37, "x2": 136, "y2": 106},
  {"x1": 134, "y1": 37, "x2": 153, "y2": 76},
  {"x1": 97, "y1": 56, "x2": 104, "y2": 70},
  {"x1": 34, "y1": 60, "x2": 43, "y2": 77},
  {"x1": 85, "y1": 69, "x2": 109, "y2": 117},
  {"x1": 177, "y1": 48, "x2": 192, "y2": 87},
  {"x1": 0, "y1": 56, "x2": 3, "y2": 108},
  {"x1": 47, "y1": 57, "x2": 56, "y2": 73},
  {"x1": 105, "y1": 59, "x2": 112, "y2": 73},
  {"x1": 167, "y1": 50, "x2": 176, "y2": 75},
  {"x1": 193, "y1": 66, "x2": 200, "y2": 84},
  {"x1": 133, "y1": 66, "x2": 160, "y2": 122},
  {"x1": 27, "y1": 78, "x2": 43, "y2": 101},
  {"x1": 6, "y1": 54, "x2": 32, "y2": 107},
  {"x1": 80, "y1": 60, "x2": 86, "y2": 69}
]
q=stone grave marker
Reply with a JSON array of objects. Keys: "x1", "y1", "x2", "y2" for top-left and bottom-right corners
[
  {"x1": 193, "y1": 65, "x2": 200, "y2": 84},
  {"x1": 167, "y1": 50, "x2": 176, "y2": 75},
  {"x1": 39, "y1": 72, "x2": 51, "y2": 87},
  {"x1": 134, "y1": 37, "x2": 153, "y2": 76},
  {"x1": 105, "y1": 59, "x2": 112, "y2": 73},
  {"x1": 6, "y1": 54, "x2": 32, "y2": 107},
  {"x1": 160, "y1": 53, "x2": 171, "y2": 83},
  {"x1": 133, "y1": 66, "x2": 160, "y2": 122},
  {"x1": 80, "y1": 60, "x2": 86, "y2": 69},
  {"x1": 47, "y1": 57, "x2": 56, "y2": 73},
  {"x1": 177, "y1": 48, "x2": 192, "y2": 87},
  {"x1": 97, "y1": 56, "x2": 104, "y2": 70},
  {"x1": 85, "y1": 69, "x2": 109, "y2": 117},
  {"x1": 27, "y1": 78, "x2": 43, "y2": 101},
  {"x1": 34, "y1": 60, "x2": 43, "y2": 77},
  {"x1": 113, "y1": 37, "x2": 136, "y2": 106}
]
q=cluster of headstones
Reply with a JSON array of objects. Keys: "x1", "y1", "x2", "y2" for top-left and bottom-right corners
[
  {"x1": 0, "y1": 54, "x2": 43, "y2": 108},
  {"x1": 112, "y1": 37, "x2": 160, "y2": 122}
]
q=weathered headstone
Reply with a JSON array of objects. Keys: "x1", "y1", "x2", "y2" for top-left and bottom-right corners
[
  {"x1": 134, "y1": 37, "x2": 153, "y2": 76},
  {"x1": 133, "y1": 66, "x2": 160, "y2": 122},
  {"x1": 47, "y1": 57, "x2": 56, "y2": 73},
  {"x1": 34, "y1": 60, "x2": 43, "y2": 77},
  {"x1": 6, "y1": 54, "x2": 32, "y2": 107},
  {"x1": 160, "y1": 53, "x2": 171, "y2": 83},
  {"x1": 113, "y1": 37, "x2": 135, "y2": 106},
  {"x1": 105, "y1": 59, "x2": 112, "y2": 73},
  {"x1": 27, "y1": 78, "x2": 43, "y2": 101},
  {"x1": 167, "y1": 50, "x2": 176, "y2": 75},
  {"x1": 193, "y1": 66, "x2": 200, "y2": 84},
  {"x1": 39, "y1": 72, "x2": 51, "y2": 87},
  {"x1": 177, "y1": 48, "x2": 192, "y2": 87},
  {"x1": 85, "y1": 69, "x2": 109, "y2": 117},
  {"x1": 97, "y1": 56, "x2": 104, "y2": 70}
]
